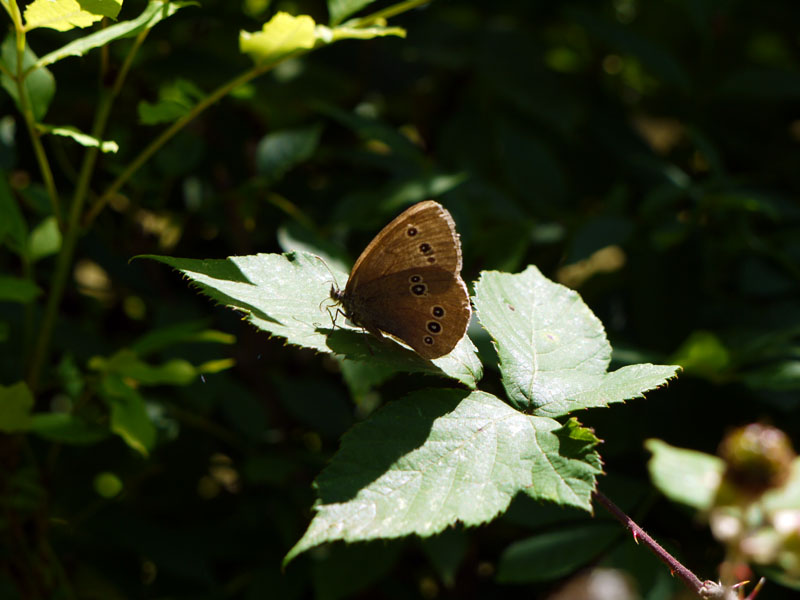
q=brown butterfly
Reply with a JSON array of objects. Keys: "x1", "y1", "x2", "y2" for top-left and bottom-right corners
[{"x1": 330, "y1": 200, "x2": 471, "y2": 360}]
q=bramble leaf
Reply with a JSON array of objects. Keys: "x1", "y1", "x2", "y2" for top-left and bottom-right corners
[
  {"x1": 139, "y1": 252, "x2": 482, "y2": 388},
  {"x1": 474, "y1": 266, "x2": 679, "y2": 416},
  {"x1": 284, "y1": 390, "x2": 602, "y2": 564}
]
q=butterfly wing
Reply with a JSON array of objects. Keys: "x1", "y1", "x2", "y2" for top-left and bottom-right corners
[
  {"x1": 339, "y1": 200, "x2": 471, "y2": 359},
  {"x1": 345, "y1": 200, "x2": 462, "y2": 293},
  {"x1": 348, "y1": 267, "x2": 471, "y2": 359}
]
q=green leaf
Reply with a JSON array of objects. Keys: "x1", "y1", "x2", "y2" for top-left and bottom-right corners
[
  {"x1": 316, "y1": 24, "x2": 406, "y2": 43},
  {"x1": 24, "y1": 0, "x2": 122, "y2": 32},
  {"x1": 328, "y1": 0, "x2": 376, "y2": 26},
  {"x1": 419, "y1": 528, "x2": 468, "y2": 588},
  {"x1": 0, "y1": 381, "x2": 34, "y2": 433},
  {"x1": 255, "y1": 124, "x2": 322, "y2": 183},
  {"x1": 646, "y1": 439, "x2": 724, "y2": 510},
  {"x1": 311, "y1": 541, "x2": 404, "y2": 600},
  {"x1": 28, "y1": 215, "x2": 62, "y2": 262},
  {"x1": 138, "y1": 78, "x2": 205, "y2": 125},
  {"x1": 129, "y1": 320, "x2": 234, "y2": 356},
  {"x1": 0, "y1": 171, "x2": 28, "y2": 253},
  {"x1": 496, "y1": 522, "x2": 620, "y2": 583},
  {"x1": 139, "y1": 252, "x2": 482, "y2": 388},
  {"x1": 670, "y1": 330, "x2": 731, "y2": 378},
  {"x1": 90, "y1": 349, "x2": 197, "y2": 386},
  {"x1": 30, "y1": 413, "x2": 109, "y2": 444},
  {"x1": 0, "y1": 275, "x2": 41, "y2": 303},
  {"x1": 37, "y1": 124, "x2": 118, "y2": 153},
  {"x1": 741, "y1": 360, "x2": 800, "y2": 391},
  {"x1": 0, "y1": 36, "x2": 56, "y2": 121},
  {"x1": 473, "y1": 266, "x2": 679, "y2": 416},
  {"x1": 240, "y1": 12, "x2": 317, "y2": 65},
  {"x1": 99, "y1": 375, "x2": 156, "y2": 456},
  {"x1": 36, "y1": 1, "x2": 197, "y2": 68},
  {"x1": 284, "y1": 390, "x2": 602, "y2": 565}
]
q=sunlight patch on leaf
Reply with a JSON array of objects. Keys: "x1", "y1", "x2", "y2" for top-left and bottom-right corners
[
  {"x1": 474, "y1": 266, "x2": 679, "y2": 416},
  {"x1": 25, "y1": 0, "x2": 122, "y2": 32},
  {"x1": 36, "y1": 1, "x2": 197, "y2": 68},
  {"x1": 38, "y1": 124, "x2": 119, "y2": 153},
  {"x1": 316, "y1": 23, "x2": 406, "y2": 43},
  {"x1": 240, "y1": 12, "x2": 317, "y2": 65},
  {"x1": 284, "y1": 390, "x2": 602, "y2": 564}
]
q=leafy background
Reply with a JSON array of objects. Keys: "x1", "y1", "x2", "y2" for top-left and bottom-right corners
[{"x1": 2, "y1": 0, "x2": 800, "y2": 598}]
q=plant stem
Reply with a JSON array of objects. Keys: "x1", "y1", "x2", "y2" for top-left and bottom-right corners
[
  {"x1": 593, "y1": 490, "x2": 708, "y2": 594},
  {"x1": 9, "y1": 1, "x2": 63, "y2": 227},
  {"x1": 351, "y1": 0, "x2": 430, "y2": 27},
  {"x1": 25, "y1": 26, "x2": 150, "y2": 391},
  {"x1": 83, "y1": 61, "x2": 277, "y2": 227}
]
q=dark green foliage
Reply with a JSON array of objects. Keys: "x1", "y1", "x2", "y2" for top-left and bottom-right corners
[{"x1": 1, "y1": 0, "x2": 799, "y2": 598}]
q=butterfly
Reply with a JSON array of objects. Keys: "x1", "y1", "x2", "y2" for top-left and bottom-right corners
[{"x1": 330, "y1": 200, "x2": 471, "y2": 360}]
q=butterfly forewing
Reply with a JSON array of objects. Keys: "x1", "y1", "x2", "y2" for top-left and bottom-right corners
[
  {"x1": 335, "y1": 200, "x2": 471, "y2": 360},
  {"x1": 346, "y1": 200, "x2": 463, "y2": 291}
]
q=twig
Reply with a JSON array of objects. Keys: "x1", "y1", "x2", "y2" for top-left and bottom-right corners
[{"x1": 593, "y1": 490, "x2": 733, "y2": 598}]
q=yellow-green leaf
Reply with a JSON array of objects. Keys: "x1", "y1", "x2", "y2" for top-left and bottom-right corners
[
  {"x1": 25, "y1": 0, "x2": 123, "y2": 32},
  {"x1": 239, "y1": 12, "x2": 317, "y2": 64},
  {"x1": 316, "y1": 23, "x2": 406, "y2": 43}
]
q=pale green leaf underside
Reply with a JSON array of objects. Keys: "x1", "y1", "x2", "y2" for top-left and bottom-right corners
[
  {"x1": 474, "y1": 266, "x2": 679, "y2": 416},
  {"x1": 39, "y1": 125, "x2": 118, "y2": 153},
  {"x1": 284, "y1": 390, "x2": 602, "y2": 564},
  {"x1": 646, "y1": 439, "x2": 724, "y2": 510},
  {"x1": 139, "y1": 252, "x2": 482, "y2": 388}
]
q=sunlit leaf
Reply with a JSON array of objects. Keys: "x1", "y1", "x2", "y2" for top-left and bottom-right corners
[
  {"x1": 139, "y1": 252, "x2": 482, "y2": 388},
  {"x1": 474, "y1": 266, "x2": 680, "y2": 416},
  {"x1": 38, "y1": 125, "x2": 118, "y2": 153},
  {"x1": 284, "y1": 390, "x2": 602, "y2": 564},
  {"x1": 240, "y1": 12, "x2": 317, "y2": 65},
  {"x1": 36, "y1": 1, "x2": 197, "y2": 68},
  {"x1": 24, "y1": 0, "x2": 122, "y2": 32}
]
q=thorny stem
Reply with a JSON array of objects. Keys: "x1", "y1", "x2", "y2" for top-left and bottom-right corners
[
  {"x1": 593, "y1": 490, "x2": 722, "y2": 598},
  {"x1": 595, "y1": 491, "x2": 766, "y2": 599}
]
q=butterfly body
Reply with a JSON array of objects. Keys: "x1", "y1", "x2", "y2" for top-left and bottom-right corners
[{"x1": 331, "y1": 201, "x2": 471, "y2": 359}]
